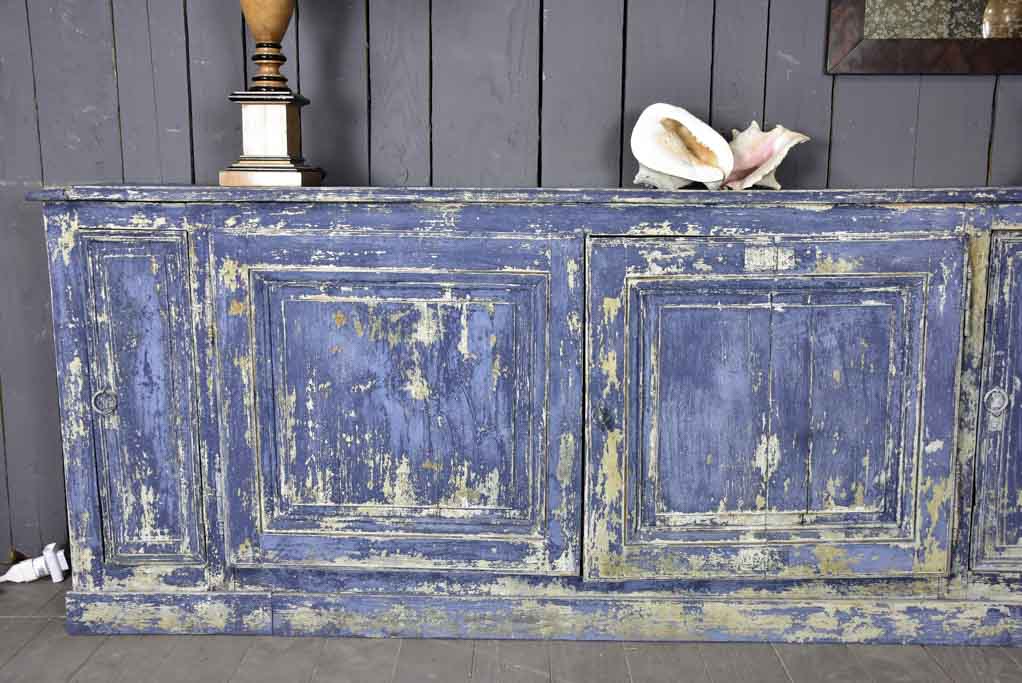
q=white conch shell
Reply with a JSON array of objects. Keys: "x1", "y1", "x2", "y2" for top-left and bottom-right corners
[
  {"x1": 631, "y1": 103, "x2": 734, "y2": 186},
  {"x1": 724, "y1": 121, "x2": 809, "y2": 191}
]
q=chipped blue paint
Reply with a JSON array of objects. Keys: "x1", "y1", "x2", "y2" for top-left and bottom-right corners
[{"x1": 29, "y1": 185, "x2": 1022, "y2": 642}]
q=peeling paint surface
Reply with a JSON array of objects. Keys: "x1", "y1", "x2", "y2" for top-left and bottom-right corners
[{"x1": 32, "y1": 191, "x2": 1022, "y2": 642}]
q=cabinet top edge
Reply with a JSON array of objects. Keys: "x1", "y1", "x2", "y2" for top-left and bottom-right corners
[{"x1": 25, "y1": 185, "x2": 1022, "y2": 206}]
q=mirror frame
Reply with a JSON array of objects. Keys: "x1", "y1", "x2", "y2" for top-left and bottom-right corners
[{"x1": 827, "y1": 0, "x2": 1022, "y2": 74}]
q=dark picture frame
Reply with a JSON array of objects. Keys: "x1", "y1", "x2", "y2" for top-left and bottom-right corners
[{"x1": 827, "y1": 0, "x2": 1022, "y2": 74}]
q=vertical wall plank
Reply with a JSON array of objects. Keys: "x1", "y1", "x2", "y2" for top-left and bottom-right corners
[
  {"x1": 16, "y1": 0, "x2": 122, "y2": 551},
  {"x1": 113, "y1": 0, "x2": 193, "y2": 182},
  {"x1": 0, "y1": 383, "x2": 8, "y2": 556},
  {"x1": 620, "y1": 0, "x2": 714, "y2": 186},
  {"x1": 989, "y1": 76, "x2": 1022, "y2": 186},
  {"x1": 368, "y1": 0, "x2": 430, "y2": 186},
  {"x1": 829, "y1": 76, "x2": 921, "y2": 188},
  {"x1": 0, "y1": 189, "x2": 63, "y2": 552},
  {"x1": 711, "y1": 0, "x2": 770, "y2": 135},
  {"x1": 764, "y1": 0, "x2": 833, "y2": 189},
  {"x1": 187, "y1": 1, "x2": 245, "y2": 184},
  {"x1": 0, "y1": 3, "x2": 41, "y2": 182},
  {"x1": 541, "y1": 0, "x2": 624, "y2": 187},
  {"x1": 299, "y1": 0, "x2": 370, "y2": 186},
  {"x1": 913, "y1": 76, "x2": 996, "y2": 187},
  {"x1": 27, "y1": 1, "x2": 122, "y2": 183},
  {"x1": 0, "y1": 0, "x2": 40, "y2": 555},
  {"x1": 432, "y1": 0, "x2": 540, "y2": 187}
]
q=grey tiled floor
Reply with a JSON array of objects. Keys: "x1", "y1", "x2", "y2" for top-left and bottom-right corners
[{"x1": 2, "y1": 576, "x2": 1022, "y2": 682}]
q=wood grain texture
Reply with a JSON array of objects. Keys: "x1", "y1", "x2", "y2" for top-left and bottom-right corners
[
  {"x1": 368, "y1": 0, "x2": 430, "y2": 186},
  {"x1": 186, "y1": 1, "x2": 245, "y2": 184},
  {"x1": 299, "y1": 0, "x2": 369, "y2": 185},
  {"x1": 763, "y1": 0, "x2": 834, "y2": 189},
  {"x1": 540, "y1": 0, "x2": 624, "y2": 187},
  {"x1": 829, "y1": 76, "x2": 921, "y2": 188},
  {"x1": 431, "y1": 0, "x2": 540, "y2": 187},
  {"x1": 990, "y1": 76, "x2": 1022, "y2": 186},
  {"x1": 112, "y1": 0, "x2": 192, "y2": 183},
  {"x1": 711, "y1": 0, "x2": 770, "y2": 136},
  {"x1": 26, "y1": 0, "x2": 121, "y2": 184},
  {"x1": 620, "y1": 0, "x2": 714, "y2": 186},
  {"x1": 913, "y1": 76, "x2": 996, "y2": 187}
]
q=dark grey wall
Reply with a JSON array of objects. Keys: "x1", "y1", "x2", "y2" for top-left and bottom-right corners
[{"x1": 1, "y1": 0, "x2": 1020, "y2": 555}]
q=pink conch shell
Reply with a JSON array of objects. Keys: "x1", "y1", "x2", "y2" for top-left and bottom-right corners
[{"x1": 723, "y1": 121, "x2": 809, "y2": 190}]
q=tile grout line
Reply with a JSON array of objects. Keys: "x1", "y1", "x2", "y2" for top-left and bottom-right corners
[
  {"x1": 769, "y1": 642, "x2": 796, "y2": 683},
  {"x1": 0, "y1": 617, "x2": 49, "y2": 671},
  {"x1": 388, "y1": 638, "x2": 403, "y2": 683},
  {"x1": 62, "y1": 632, "x2": 109, "y2": 682}
]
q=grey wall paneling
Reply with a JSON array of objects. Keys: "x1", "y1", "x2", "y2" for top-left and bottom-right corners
[
  {"x1": 620, "y1": 0, "x2": 714, "y2": 186},
  {"x1": 299, "y1": 0, "x2": 370, "y2": 186},
  {"x1": 541, "y1": 0, "x2": 624, "y2": 187},
  {"x1": 913, "y1": 76, "x2": 996, "y2": 187},
  {"x1": 431, "y1": 0, "x2": 541, "y2": 187},
  {"x1": 187, "y1": 1, "x2": 245, "y2": 184},
  {"x1": 0, "y1": 0, "x2": 42, "y2": 557},
  {"x1": 0, "y1": 189, "x2": 63, "y2": 553},
  {"x1": 368, "y1": 0, "x2": 431, "y2": 186},
  {"x1": 829, "y1": 76, "x2": 922, "y2": 188},
  {"x1": 711, "y1": 0, "x2": 770, "y2": 136},
  {"x1": 27, "y1": 1, "x2": 122, "y2": 184},
  {"x1": 11, "y1": 0, "x2": 126, "y2": 553},
  {"x1": 990, "y1": 76, "x2": 1022, "y2": 186},
  {"x1": 763, "y1": 0, "x2": 833, "y2": 189},
  {"x1": 113, "y1": 0, "x2": 193, "y2": 183}
]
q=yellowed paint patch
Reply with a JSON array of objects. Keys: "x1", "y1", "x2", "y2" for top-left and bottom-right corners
[
  {"x1": 220, "y1": 257, "x2": 244, "y2": 291},
  {"x1": 602, "y1": 296, "x2": 622, "y2": 326},
  {"x1": 228, "y1": 299, "x2": 246, "y2": 316},
  {"x1": 815, "y1": 253, "x2": 863, "y2": 274},
  {"x1": 404, "y1": 365, "x2": 430, "y2": 401}
]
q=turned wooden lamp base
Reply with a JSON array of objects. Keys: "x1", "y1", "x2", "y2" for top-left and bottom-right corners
[
  {"x1": 221, "y1": 0, "x2": 323, "y2": 187},
  {"x1": 219, "y1": 91, "x2": 323, "y2": 187}
]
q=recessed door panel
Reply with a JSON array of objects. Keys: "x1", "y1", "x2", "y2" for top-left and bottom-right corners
[
  {"x1": 214, "y1": 232, "x2": 582, "y2": 574},
  {"x1": 82, "y1": 234, "x2": 203, "y2": 564},
  {"x1": 586, "y1": 236, "x2": 965, "y2": 580},
  {"x1": 973, "y1": 235, "x2": 1022, "y2": 572}
]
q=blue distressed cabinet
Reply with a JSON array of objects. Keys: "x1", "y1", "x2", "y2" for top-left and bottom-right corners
[{"x1": 28, "y1": 186, "x2": 1022, "y2": 643}]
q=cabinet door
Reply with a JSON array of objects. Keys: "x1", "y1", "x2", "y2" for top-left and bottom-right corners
[
  {"x1": 586, "y1": 236, "x2": 965, "y2": 580},
  {"x1": 212, "y1": 232, "x2": 581, "y2": 575},
  {"x1": 81, "y1": 233, "x2": 204, "y2": 565},
  {"x1": 973, "y1": 235, "x2": 1022, "y2": 572}
]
